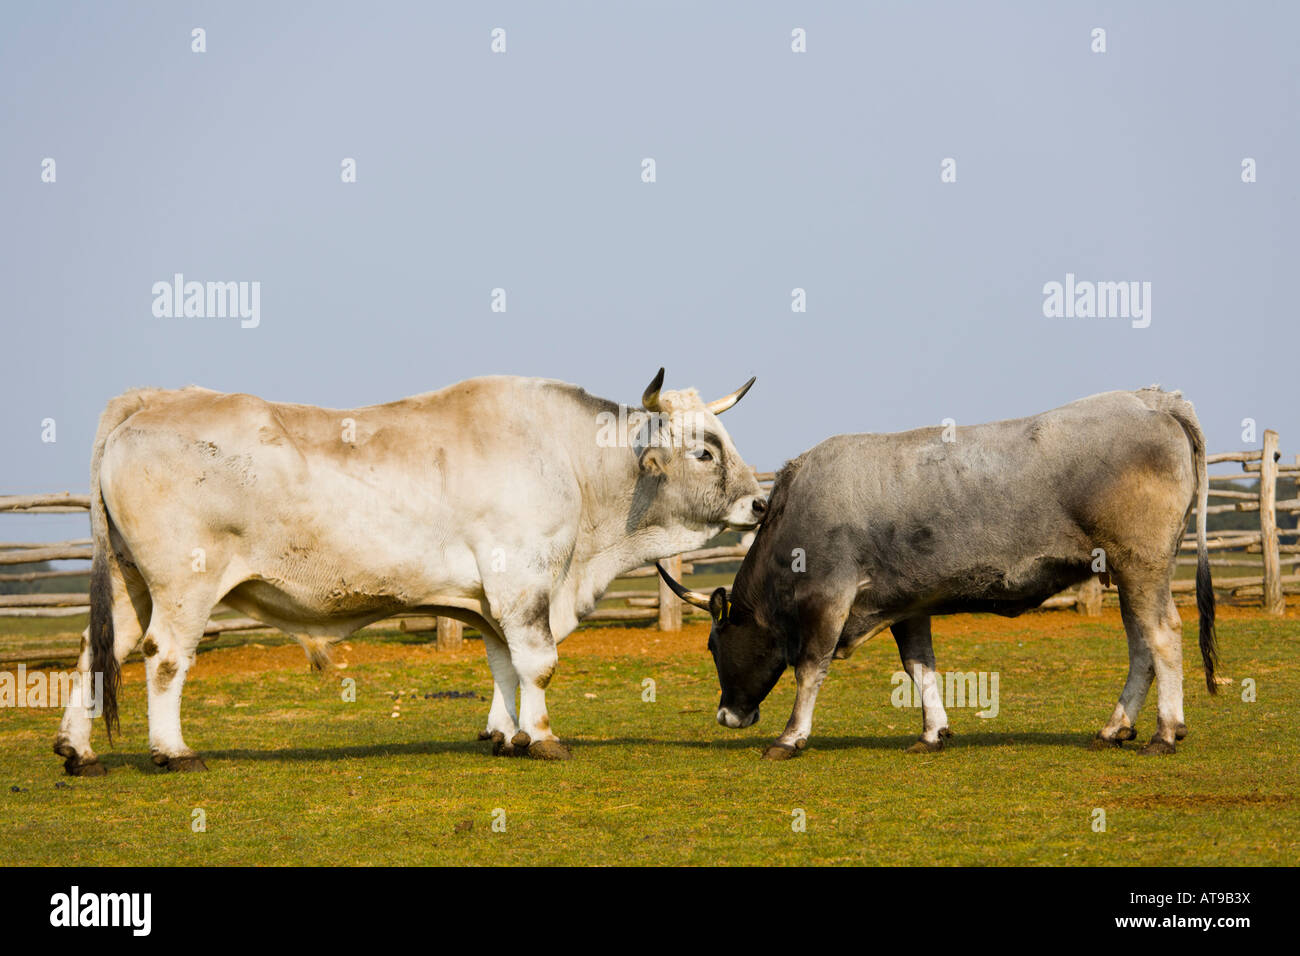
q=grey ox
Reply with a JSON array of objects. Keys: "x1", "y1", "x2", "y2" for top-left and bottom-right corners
[
  {"x1": 659, "y1": 387, "x2": 1219, "y2": 759},
  {"x1": 55, "y1": 370, "x2": 766, "y2": 774}
]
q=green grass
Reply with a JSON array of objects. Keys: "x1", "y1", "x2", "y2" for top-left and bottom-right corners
[{"x1": 0, "y1": 612, "x2": 1296, "y2": 865}]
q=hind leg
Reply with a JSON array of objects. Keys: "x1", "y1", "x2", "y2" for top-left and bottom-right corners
[
  {"x1": 1095, "y1": 574, "x2": 1178, "y2": 752},
  {"x1": 140, "y1": 587, "x2": 223, "y2": 771},
  {"x1": 54, "y1": 565, "x2": 150, "y2": 775},
  {"x1": 1165, "y1": 595, "x2": 1188, "y2": 741},
  {"x1": 1138, "y1": 593, "x2": 1185, "y2": 755},
  {"x1": 1093, "y1": 612, "x2": 1152, "y2": 748}
]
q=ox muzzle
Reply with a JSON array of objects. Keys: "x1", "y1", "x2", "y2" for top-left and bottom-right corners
[
  {"x1": 717, "y1": 706, "x2": 759, "y2": 729},
  {"x1": 725, "y1": 494, "x2": 768, "y2": 529}
]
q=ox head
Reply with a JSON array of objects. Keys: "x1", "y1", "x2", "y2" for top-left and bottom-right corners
[
  {"x1": 656, "y1": 563, "x2": 786, "y2": 729},
  {"x1": 634, "y1": 368, "x2": 767, "y2": 531}
]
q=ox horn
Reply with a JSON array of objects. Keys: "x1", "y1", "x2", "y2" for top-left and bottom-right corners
[
  {"x1": 655, "y1": 561, "x2": 713, "y2": 611},
  {"x1": 706, "y1": 376, "x2": 756, "y2": 415},
  {"x1": 642, "y1": 367, "x2": 666, "y2": 412}
]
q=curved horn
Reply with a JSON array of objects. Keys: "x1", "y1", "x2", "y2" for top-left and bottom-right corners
[
  {"x1": 655, "y1": 561, "x2": 712, "y2": 610},
  {"x1": 706, "y1": 376, "x2": 755, "y2": 416},
  {"x1": 642, "y1": 367, "x2": 666, "y2": 412}
]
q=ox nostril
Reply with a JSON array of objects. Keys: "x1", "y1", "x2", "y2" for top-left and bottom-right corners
[{"x1": 752, "y1": 497, "x2": 768, "y2": 517}]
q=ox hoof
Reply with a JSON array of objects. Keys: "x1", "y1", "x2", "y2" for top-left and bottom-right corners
[
  {"x1": 939, "y1": 727, "x2": 954, "y2": 739},
  {"x1": 486, "y1": 730, "x2": 519, "y2": 757},
  {"x1": 165, "y1": 755, "x2": 208, "y2": 772},
  {"x1": 510, "y1": 731, "x2": 533, "y2": 756},
  {"x1": 1138, "y1": 737, "x2": 1176, "y2": 757},
  {"x1": 1175, "y1": 723, "x2": 1188, "y2": 741},
  {"x1": 527, "y1": 739, "x2": 572, "y2": 761},
  {"x1": 1089, "y1": 727, "x2": 1136, "y2": 750},
  {"x1": 905, "y1": 737, "x2": 945, "y2": 754},
  {"x1": 55, "y1": 741, "x2": 106, "y2": 777},
  {"x1": 477, "y1": 730, "x2": 494, "y2": 741},
  {"x1": 64, "y1": 757, "x2": 107, "y2": 777},
  {"x1": 761, "y1": 743, "x2": 800, "y2": 761}
]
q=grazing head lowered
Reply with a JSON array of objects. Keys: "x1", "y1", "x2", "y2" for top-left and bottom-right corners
[{"x1": 656, "y1": 562, "x2": 784, "y2": 729}]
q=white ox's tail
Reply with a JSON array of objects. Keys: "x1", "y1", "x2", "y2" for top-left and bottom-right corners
[
  {"x1": 1138, "y1": 386, "x2": 1219, "y2": 694},
  {"x1": 87, "y1": 389, "x2": 166, "y2": 741}
]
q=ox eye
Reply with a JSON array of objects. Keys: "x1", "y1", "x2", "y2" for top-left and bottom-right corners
[{"x1": 687, "y1": 447, "x2": 713, "y2": 462}]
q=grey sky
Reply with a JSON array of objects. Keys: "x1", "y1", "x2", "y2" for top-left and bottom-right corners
[{"x1": 2, "y1": 1, "x2": 1296, "y2": 546}]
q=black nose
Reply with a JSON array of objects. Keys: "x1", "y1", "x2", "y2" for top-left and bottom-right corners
[{"x1": 752, "y1": 497, "x2": 768, "y2": 517}]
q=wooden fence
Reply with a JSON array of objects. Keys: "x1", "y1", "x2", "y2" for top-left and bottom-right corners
[{"x1": 3, "y1": 435, "x2": 1297, "y2": 651}]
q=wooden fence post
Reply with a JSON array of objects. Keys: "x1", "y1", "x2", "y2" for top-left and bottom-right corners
[
  {"x1": 436, "y1": 616, "x2": 464, "y2": 651},
  {"x1": 658, "y1": 554, "x2": 683, "y2": 632},
  {"x1": 1260, "y1": 430, "x2": 1284, "y2": 614}
]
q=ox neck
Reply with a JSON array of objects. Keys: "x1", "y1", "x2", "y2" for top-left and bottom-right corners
[{"x1": 570, "y1": 445, "x2": 720, "y2": 592}]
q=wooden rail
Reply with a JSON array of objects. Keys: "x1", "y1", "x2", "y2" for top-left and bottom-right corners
[{"x1": 3, "y1": 447, "x2": 1295, "y2": 648}]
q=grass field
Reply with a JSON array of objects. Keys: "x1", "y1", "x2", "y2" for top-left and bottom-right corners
[{"x1": 0, "y1": 606, "x2": 1296, "y2": 866}]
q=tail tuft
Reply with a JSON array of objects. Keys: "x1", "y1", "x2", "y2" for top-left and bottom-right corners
[
  {"x1": 1197, "y1": 553, "x2": 1219, "y2": 695},
  {"x1": 88, "y1": 553, "x2": 120, "y2": 741}
]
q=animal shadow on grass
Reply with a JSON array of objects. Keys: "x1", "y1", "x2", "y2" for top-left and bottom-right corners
[
  {"x1": 90, "y1": 730, "x2": 1096, "y2": 770},
  {"x1": 655, "y1": 731, "x2": 1089, "y2": 753},
  {"x1": 93, "y1": 738, "x2": 482, "y2": 772},
  {"x1": 805, "y1": 731, "x2": 1094, "y2": 752}
]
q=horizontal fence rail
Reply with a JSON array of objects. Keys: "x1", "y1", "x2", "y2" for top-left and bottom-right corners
[{"x1": 3, "y1": 440, "x2": 1296, "y2": 657}]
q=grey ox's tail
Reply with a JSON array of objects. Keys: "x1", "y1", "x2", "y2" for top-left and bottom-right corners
[
  {"x1": 88, "y1": 390, "x2": 160, "y2": 742},
  {"x1": 1145, "y1": 388, "x2": 1219, "y2": 694},
  {"x1": 1192, "y1": 435, "x2": 1221, "y2": 695}
]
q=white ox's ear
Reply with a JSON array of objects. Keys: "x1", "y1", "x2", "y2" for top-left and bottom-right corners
[{"x1": 639, "y1": 445, "x2": 670, "y2": 476}]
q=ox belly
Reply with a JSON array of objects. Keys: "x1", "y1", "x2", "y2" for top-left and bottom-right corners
[{"x1": 833, "y1": 553, "x2": 1094, "y2": 659}]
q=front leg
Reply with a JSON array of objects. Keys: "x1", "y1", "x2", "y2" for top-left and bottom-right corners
[
  {"x1": 892, "y1": 617, "x2": 952, "y2": 753},
  {"x1": 763, "y1": 587, "x2": 852, "y2": 760},
  {"x1": 477, "y1": 629, "x2": 524, "y2": 756},
  {"x1": 763, "y1": 654, "x2": 833, "y2": 760},
  {"x1": 502, "y1": 621, "x2": 571, "y2": 760}
]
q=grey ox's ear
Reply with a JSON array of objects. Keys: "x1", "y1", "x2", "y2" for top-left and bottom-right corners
[{"x1": 709, "y1": 587, "x2": 730, "y2": 625}]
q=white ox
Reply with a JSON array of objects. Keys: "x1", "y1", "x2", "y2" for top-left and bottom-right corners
[{"x1": 55, "y1": 370, "x2": 765, "y2": 772}]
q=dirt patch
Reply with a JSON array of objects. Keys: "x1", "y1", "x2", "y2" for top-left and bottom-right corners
[
  {"x1": 12, "y1": 603, "x2": 1294, "y2": 682},
  {"x1": 1117, "y1": 793, "x2": 1293, "y2": 810}
]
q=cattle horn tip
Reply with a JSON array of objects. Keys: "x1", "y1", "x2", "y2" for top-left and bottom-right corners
[
  {"x1": 642, "y1": 368, "x2": 666, "y2": 412},
  {"x1": 655, "y1": 561, "x2": 712, "y2": 610},
  {"x1": 707, "y1": 376, "x2": 756, "y2": 415}
]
